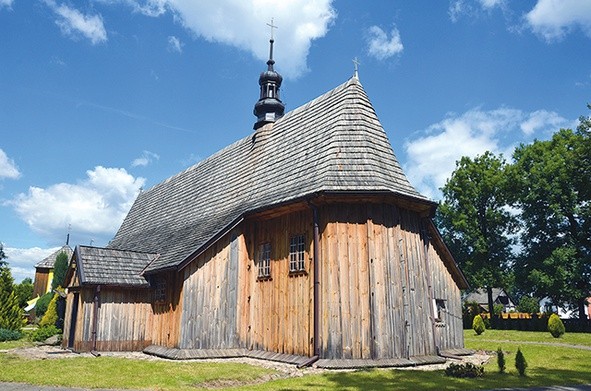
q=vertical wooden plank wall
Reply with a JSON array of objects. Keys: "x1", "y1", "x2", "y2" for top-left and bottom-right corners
[
  {"x1": 319, "y1": 202, "x2": 440, "y2": 360},
  {"x1": 64, "y1": 287, "x2": 154, "y2": 352},
  {"x1": 61, "y1": 290, "x2": 74, "y2": 348},
  {"x1": 426, "y1": 234, "x2": 464, "y2": 350},
  {"x1": 242, "y1": 209, "x2": 313, "y2": 357},
  {"x1": 33, "y1": 269, "x2": 50, "y2": 297},
  {"x1": 179, "y1": 231, "x2": 239, "y2": 349},
  {"x1": 93, "y1": 288, "x2": 153, "y2": 351},
  {"x1": 151, "y1": 271, "x2": 183, "y2": 347}
]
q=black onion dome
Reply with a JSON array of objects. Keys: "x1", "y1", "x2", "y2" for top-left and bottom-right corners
[{"x1": 253, "y1": 38, "x2": 285, "y2": 129}]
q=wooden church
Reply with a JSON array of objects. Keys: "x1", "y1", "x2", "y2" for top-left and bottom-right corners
[{"x1": 62, "y1": 37, "x2": 469, "y2": 368}]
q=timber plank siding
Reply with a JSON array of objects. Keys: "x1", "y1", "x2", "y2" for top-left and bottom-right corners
[
  {"x1": 63, "y1": 287, "x2": 153, "y2": 352},
  {"x1": 317, "y1": 201, "x2": 460, "y2": 360}
]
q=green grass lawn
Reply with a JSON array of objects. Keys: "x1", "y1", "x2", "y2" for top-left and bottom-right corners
[
  {"x1": 0, "y1": 338, "x2": 34, "y2": 350},
  {"x1": 1, "y1": 329, "x2": 590, "y2": 390}
]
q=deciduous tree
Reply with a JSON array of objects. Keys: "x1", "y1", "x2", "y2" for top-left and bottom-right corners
[
  {"x1": 511, "y1": 124, "x2": 591, "y2": 318},
  {"x1": 437, "y1": 152, "x2": 517, "y2": 320}
]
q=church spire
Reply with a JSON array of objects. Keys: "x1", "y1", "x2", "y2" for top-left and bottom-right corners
[{"x1": 253, "y1": 19, "x2": 285, "y2": 130}]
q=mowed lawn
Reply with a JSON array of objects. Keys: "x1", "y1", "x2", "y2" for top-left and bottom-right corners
[{"x1": 1, "y1": 329, "x2": 591, "y2": 391}]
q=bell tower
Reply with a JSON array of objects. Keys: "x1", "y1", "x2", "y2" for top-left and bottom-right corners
[{"x1": 253, "y1": 19, "x2": 285, "y2": 130}]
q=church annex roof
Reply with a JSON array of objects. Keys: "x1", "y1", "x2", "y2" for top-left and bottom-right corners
[
  {"x1": 73, "y1": 245, "x2": 158, "y2": 287},
  {"x1": 108, "y1": 77, "x2": 433, "y2": 273},
  {"x1": 35, "y1": 245, "x2": 73, "y2": 269}
]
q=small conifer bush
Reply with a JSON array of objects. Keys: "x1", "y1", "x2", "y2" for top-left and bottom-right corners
[
  {"x1": 472, "y1": 314, "x2": 485, "y2": 335},
  {"x1": 515, "y1": 347, "x2": 527, "y2": 376},
  {"x1": 0, "y1": 328, "x2": 22, "y2": 342},
  {"x1": 39, "y1": 293, "x2": 58, "y2": 328},
  {"x1": 548, "y1": 313, "x2": 565, "y2": 338},
  {"x1": 497, "y1": 347, "x2": 506, "y2": 373}
]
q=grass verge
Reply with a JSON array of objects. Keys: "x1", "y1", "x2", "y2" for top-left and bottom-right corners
[
  {"x1": 0, "y1": 354, "x2": 277, "y2": 390},
  {"x1": 1, "y1": 330, "x2": 590, "y2": 390}
]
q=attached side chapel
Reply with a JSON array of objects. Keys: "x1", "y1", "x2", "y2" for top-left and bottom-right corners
[{"x1": 62, "y1": 37, "x2": 469, "y2": 367}]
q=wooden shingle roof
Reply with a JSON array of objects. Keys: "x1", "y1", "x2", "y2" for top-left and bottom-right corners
[
  {"x1": 35, "y1": 245, "x2": 73, "y2": 269},
  {"x1": 74, "y1": 245, "x2": 158, "y2": 287},
  {"x1": 109, "y1": 77, "x2": 433, "y2": 273}
]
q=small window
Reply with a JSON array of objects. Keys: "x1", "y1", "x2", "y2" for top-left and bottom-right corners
[
  {"x1": 289, "y1": 234, "x2": 306, "y2": 273},
  {"x1": 257, "y1": 242, "x2": 271, "y2": 280},
  {"x1": 434, "y1": 299, "x2": 446, "y2": 321},
  {"x1": 154, "y1": 278, "x2": 166, "y2": 302}
]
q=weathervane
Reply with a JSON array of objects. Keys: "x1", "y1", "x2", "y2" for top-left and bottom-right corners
[
  {"x1": 353, "y1": 57, "x2": 360, "y2": 79},
  {"x1": 267, "y1": 18, "x2": 278, "y2": 40}
]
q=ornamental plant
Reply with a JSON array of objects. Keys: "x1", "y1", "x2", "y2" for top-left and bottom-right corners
[
  {"x1": 39, "y1": 293, "x2": 58, "y2": 328},
  {"x1": 515, "y1": 347, "x2": 527, "y2": 376},
  {"x1": 497, "y1": 347, "x2": 506, "y2": 373},
  {"x1": 445, "y1": 362, "x2": 484, "y2": 378},
  {"x1": 472, "y1": 314, "x2": 485, "y2": 335},
  {"x1": 548, "y1": 313, "x2": 565, "y2": 338}
]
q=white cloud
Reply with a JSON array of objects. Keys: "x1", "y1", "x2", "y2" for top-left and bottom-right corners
[
  {"x1": 404, "y1": 107, "x2": 573, "y2": 200},
  {"x1": 525, "y1": 0, "x2": 591, "y2": 42},
  {"x1": 8, "y1": 166, "x2": 144, "y2": 243},
  {"x1": 520, "y1": 110, "x2": 570, "y2": 135},
  {"x1": 2, "y1": 246, "x2": 59, "y2": 283},
  {"x1": 0, "y1": 0, "x2": 14, "y2": 9},
  {"x1": 128, "y1": 0, "x2": 167, "y2": 16},
  {"x1": 478, "y1": 0, "x2": 505, "y2": 9},
  {"x1": 448, "y1": 0, "x2": 506, "y2": 22},
  {"x1": 0, "y1": 148, "x2": 21, "y2": 179},
  {"x1": 366, "y1": 25, "x2": 403, "y2": 61},
  {"x1": 167, "y1": 35, "x2": 184, "y2": 53},
  {"x1": 131, "y1": 150, "x2": 160, "y2": 167},
  {"x1": 45, "y1": 0, "x2": 108, "y2": 45},
  {"x1": 132, "y1": 0, "x2": 336, "y2": 78}
]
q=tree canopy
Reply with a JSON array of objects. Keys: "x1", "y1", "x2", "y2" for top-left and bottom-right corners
[
  {"x1": 438, "y1": 105, "x2": 591, "y2": 317},
  {"x1": 51, "y1": 251, "x2": 69, "y2": 291},
  {"x1": 0, "y1": 244, "x2": 24, "y2": 331},
  {"x1": 437, "y1": 151, "x2": 516, "y2": 308}
]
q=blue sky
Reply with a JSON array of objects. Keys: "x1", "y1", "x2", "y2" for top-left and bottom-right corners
[{"x1": 1, "y1": 0, "x2": 590, "y2": 282}]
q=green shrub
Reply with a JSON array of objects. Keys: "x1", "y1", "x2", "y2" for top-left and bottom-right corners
[
  {"x1": 39, "y1": 293, "x2": 58, "y2": 328},
  {"x1": 497, "y1": 347, "x2": 506, "y2": 373},
  {"x1": 515, "y1": 347, "x2": 527, "y2": 376},
  {"x1": 0, "y1": 327, "x2": 22, "y2": 342},
  {"x1": 35, "y1": 292, "x2": 53, "y2": 319},
  {"x1": 493, "y1": 303, "x2": 504, "y2": 316},
  {"x1": 548, "y1": 313, "x2": 565, "y2": 338},
  {"x1": 445, "y1": 362, "x2": 484, "y2": 378},
  {"x1": 517, "y1": 295, "x2": 540, "y2": 314},
  {"x1": 30, "y1": 325, "x2": 61, "y2": 342},
  {"x1": 472, "y1": 314, "x2": 485, "y2": 335}
]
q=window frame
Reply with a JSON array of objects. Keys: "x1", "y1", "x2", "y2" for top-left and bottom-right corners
[
  {"x1": 257, "y1": 242, "x2": 272, "y2": 280},
  {"x1": 289, "y1": 234, "x2": 306, "y2": 275},
  {"x1": 154, "y1": 277, "x2": 166, "y2": 302}
]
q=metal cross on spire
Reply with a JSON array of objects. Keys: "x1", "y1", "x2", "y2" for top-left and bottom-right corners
[
  {"x1": 267, "y1": 18, "x2": 278, "y2": 40},
  {"x1": 352, "y1": 57, "x2": 360, "y2": 79}
]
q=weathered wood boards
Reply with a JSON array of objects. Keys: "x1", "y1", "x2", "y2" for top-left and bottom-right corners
[
  {"x1": 63, "y1": 287, "x2": 153, "y2": 352},
  {"x1": 63, "y1": 198, "x2": 464, "y2": 360}
]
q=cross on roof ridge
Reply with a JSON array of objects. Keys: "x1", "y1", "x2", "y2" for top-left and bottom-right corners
[{"x1": 267, "y1": 18, "x2": 277, "y2": 40}]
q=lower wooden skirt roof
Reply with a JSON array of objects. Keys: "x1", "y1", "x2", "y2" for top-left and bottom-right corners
[
  {"x1": 143, "y1": 345, "x2": 474, "y2": 369},
  {"x1": 143, "y1": 345, "x2": 311, "y2": 366}
]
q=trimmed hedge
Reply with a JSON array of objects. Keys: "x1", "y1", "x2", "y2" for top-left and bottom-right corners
[
  {"x1": 548, "y1": 313, "x2": 566, "y2": 338},
  {"x1": 472, "y1": 314, "x2": 486, "y2": 335}
]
